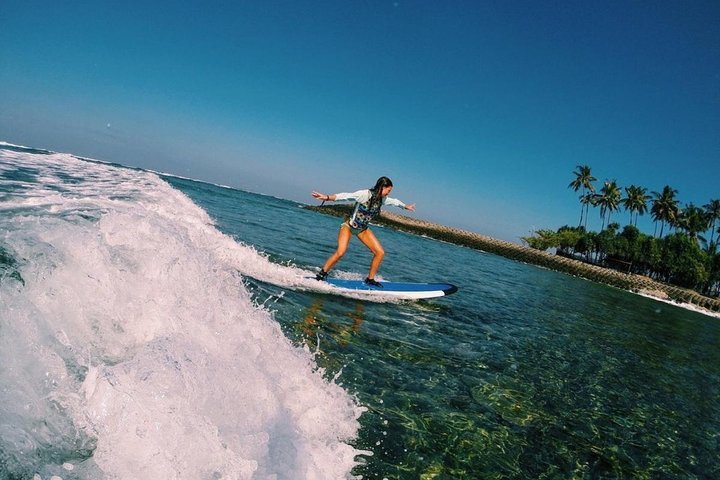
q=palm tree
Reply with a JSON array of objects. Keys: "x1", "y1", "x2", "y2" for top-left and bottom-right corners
[
  {"x1": 704, "y1": 199, "x2": 720, "y2": 247},
  {"x1": 621, "y1": 185, "x2": 650, "y2": 226},
  {"x1": 676, "y1": 204, "x2": 710, "y2": 239},
  {"x1": 580, "y1": 192, "x2": 596, "y2": 229},
  {"x1": 650, "y1": 185, "x2": 679, "y2": 237},
  {"x1": 568, "y1": 165, "x2": 596, "y2": 228},
  {"x1": 594, "y1": 180, "x2": 622, "y2": 230}
]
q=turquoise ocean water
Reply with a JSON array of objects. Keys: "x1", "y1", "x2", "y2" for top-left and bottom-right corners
[{"x1": 1, "y1": 143, "x2": 718, "y2": 479}]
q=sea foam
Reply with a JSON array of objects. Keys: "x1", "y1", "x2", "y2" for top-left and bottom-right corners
[{"x1": 0, "y1": 147, "x2": 367, "y2": 479}]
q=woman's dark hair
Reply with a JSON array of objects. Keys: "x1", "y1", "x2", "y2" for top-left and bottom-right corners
[{"x1": 369, "y1": 176, "x2": 393, "y2": 210}]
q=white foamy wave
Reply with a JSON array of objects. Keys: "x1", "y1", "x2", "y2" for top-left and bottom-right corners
[
  {"x1": 635, "y1": 290, "x2": 720, "y2": 319},
  {"x1": 0, "y1": 140, "x2": 48, "y2": 150},
  {"x1": 0, "y1": 148, "x2": 367, "y2": 479}
]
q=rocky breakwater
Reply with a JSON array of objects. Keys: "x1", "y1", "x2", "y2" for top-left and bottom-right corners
[{"x1": 305, "y1": 204, "x2": 720, "y2": 314}]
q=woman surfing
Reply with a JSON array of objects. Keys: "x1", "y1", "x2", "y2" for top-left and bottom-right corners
[{"x1": 311, "y1": 176, "x2": 415, "y2": 287}]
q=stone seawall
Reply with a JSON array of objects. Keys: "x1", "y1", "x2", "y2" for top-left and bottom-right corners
[{"x1": 305, "y1": 204, "x2": 720, "y2": 313}]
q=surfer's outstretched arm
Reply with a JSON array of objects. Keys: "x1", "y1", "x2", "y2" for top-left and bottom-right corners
[{"x1": 311, "y1": 191, "x2": 336, "y2": 202}]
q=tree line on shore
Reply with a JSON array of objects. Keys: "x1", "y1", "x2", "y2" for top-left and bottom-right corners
[{"x1": 522, "y1": 165, "x2": 720, "y2": 297}]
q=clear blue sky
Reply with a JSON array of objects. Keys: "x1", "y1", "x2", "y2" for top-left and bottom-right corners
[{"x1": 2, "y1": 0, "x2": 718, "y2": 242}]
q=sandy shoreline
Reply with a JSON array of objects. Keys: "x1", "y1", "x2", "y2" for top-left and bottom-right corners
[{"x1": 305, "y1": 204, "x2": 720, "y2": 317}]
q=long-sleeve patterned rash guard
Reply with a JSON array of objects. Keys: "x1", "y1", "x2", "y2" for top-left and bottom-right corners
[{"x1": 333, "y1": 189, "x2": 407, "y2": 231}]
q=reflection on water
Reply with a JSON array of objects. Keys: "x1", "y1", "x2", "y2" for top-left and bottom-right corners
[{"x1": 298, "y1": 299, "x2": 366, "y2": 350}]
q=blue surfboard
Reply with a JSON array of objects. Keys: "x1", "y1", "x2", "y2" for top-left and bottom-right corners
[{"x1": 323, "y1": 278, "x2": 458, "y2": 300}]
